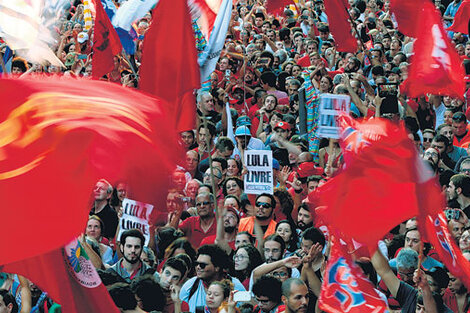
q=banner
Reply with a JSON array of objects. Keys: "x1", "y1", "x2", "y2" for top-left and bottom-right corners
[
  {"x1": 198, "y1": 0, "x2": 232, "y2": 81},
  {"x1": 317, "y1": 94, "x2": 350, "y2": 139},
  {"x1": 118, "y1": 198, "x2": 154, "y2": 245},
  {"x1": 244, "y1": 150, "x2": 273, "y2": 195}
]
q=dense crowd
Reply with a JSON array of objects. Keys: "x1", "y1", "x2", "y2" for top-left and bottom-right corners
[{"x1": 2, "y1": 0, "x2": 470, "y2": 312}]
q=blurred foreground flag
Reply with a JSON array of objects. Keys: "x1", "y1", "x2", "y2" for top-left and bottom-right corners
[{"x1": 0, "y1": 77, "x2": 179, "y2": 265}]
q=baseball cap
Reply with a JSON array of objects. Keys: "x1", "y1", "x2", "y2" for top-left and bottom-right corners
[
  {"x1": 235, "y1": 125, "x2": 251, "y2": 137},
  {"x1": 274, "y1": 121, "x2": 291, "y2": 131},
  {"x1": 236, "y1": 116, "x2": 252, "y2": 127},
  {"x1": 232, "y1": 85, "x2": 245, "y2": 93},
  {"x1": 77, "y1": 32, "x2": 89, "y2": 44},
  {"x1": 272, "y1": 158, "x2": 280, "y2": 170},
  {"x1": 297, "y1": 162, "x2": 324, "y2": 178}
]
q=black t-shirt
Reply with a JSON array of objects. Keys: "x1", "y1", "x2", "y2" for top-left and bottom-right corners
[
  {"x1": 396, "y1": 281, "x2": 417, "y2": 313},
  {"x1": 90, "y1": 203, "x2": 119, "y2": 239}
]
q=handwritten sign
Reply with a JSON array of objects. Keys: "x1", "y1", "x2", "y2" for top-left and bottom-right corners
[
  {"x1": 118, "y1": 198, "x2": 154, "y2": 246},
  {"x1": 244, "y1": 150, "x2": 273, "y2": 195},
  {"x1": 317, "y1": 94, "x2": 350, "y2": 139}
]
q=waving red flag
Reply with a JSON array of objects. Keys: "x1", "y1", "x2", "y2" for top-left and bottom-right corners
[
  {"x1": 389, "y1": 0, "x2": 425, "y2": 37},
  {"x1": 92, "y1": 0, "x2": 122, "y2": 79},
  {"x1": 448, "y1": 0, "x2": 470, "y2": 34},
  {"x1": 323, "y1": 0, "x2": 357, "y2": 52},
  {"x1": 314, "y1": 115, "x2": 442, "y2": 249},
  {"x1": 266, "y1": 0, "x2": 292, "y2": 15},
  {"x1": 0, "y1": 77, "x2": 178, "y2": 265},
  {"x1": 401, "y1": 2, "x2": 465, "y2": 99},
  {"x1": 140, "y1": 0, "x2": 200, "y2": 132},
  {"x1": 2, "y1": 239, "x2": 120, "y2": 313},
  {"x1": 419, "y1": 212, "x2": 470, "y2": 289},
  {"x1": 319, "y1": 234, "x2": 389, "y2": 313}
]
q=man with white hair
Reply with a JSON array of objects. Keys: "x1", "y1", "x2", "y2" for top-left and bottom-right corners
[
  {"x1": 196, "y1": 90, "x2": 221, "y2": 124},
  {"x1": 90, "y1": 179, "x2": 118, "y2": 239}
]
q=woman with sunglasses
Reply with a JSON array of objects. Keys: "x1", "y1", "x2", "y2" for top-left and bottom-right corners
[{"x1": 232, "y1": 244, "x2": 263, "y2": 290}]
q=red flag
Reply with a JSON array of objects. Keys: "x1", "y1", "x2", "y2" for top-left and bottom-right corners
[
  {"x1": 389, "y1": 0, "x2": 425, "y2": 37},
  {"x1": 92, "y1": 0, "x2": 122, "y2": 79},
  {"x1": 266, "y1": 0, "x2": 292, "y2": 15},
  {"x1": 419, "y1": 212, "x2": 470, "y2": 289},
  {"x1": 2, "y1": 239, "x2": 120, "y2": 313},
  {"x1": 0, "y1": 77, "x2": 179, "y2": 265},
  {"x1": 319, "y1": 234, "x2": 389, "y2": 313},
  {"x1": 323, "y1": 0, "x2": 357, "y2": 52},
  {"x1": 401, "y1": 2, "x2": 465, "y2": 99},
  {"x1": 314, "y1": 115, "x2": 442, "y2": 249},
  {"x1": 140, "y1": 0, "x2": 200, "y2": 133},
  {"x1": 448, "y1": 0, "x2": 470, "y2": 34}
]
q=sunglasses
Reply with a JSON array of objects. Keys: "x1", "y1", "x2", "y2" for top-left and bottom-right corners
[
  {"x1": 256, "y1": 201, "x2": 272, "y2": 209},
  {"x1": 196, "y1": 201, "x2": 212, "y2": 207},
  {"x1": 423, "y1": 137, "x2": 433, "y2": 142},
  {"x1": 195, "y1": 262, "x2": 210, "y2": 269}
]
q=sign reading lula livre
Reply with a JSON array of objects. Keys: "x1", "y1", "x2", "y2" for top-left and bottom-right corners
[
  {"x1": 118, "y1": 199, "x2": 154, "y2": 246},
  {"x1": 244, "y1": 150, "x2": 273, "y2": 195},
  {"x1": 317, "y1": 94, "x2": 350, "y2": 139}
]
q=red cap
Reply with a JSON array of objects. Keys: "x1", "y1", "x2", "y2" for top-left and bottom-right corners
[
  {"x1": 225, "y1": 206, "x2": 240, "y2": 221},
  {"x1": 297, "y1": 162, "x2": 324, "y2": 178},
  {"x1": 274, "y1": 121, "x2": 291, "y2": 131}
]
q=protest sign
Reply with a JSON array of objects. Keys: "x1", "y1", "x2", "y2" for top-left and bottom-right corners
[
  {"x1": 118, "y1": 199, "x2": 154, "y2": 245},
  {"x1": 244, "y1": 150, "x2": 273, "y2": 195},
  {"x1": 317, "y1": 94, "x2": 350, "y2": 139}
]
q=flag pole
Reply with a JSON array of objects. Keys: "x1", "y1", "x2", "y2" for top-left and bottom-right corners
[{"x1": 201, "y1": 116, "x2": 220, "y2": 219}]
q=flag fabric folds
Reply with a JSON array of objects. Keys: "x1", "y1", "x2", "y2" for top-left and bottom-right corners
[
  {"x1": 0, "y1": 77, "x2": 178, "y2": 265},
  {"x1": 112, "y1": 0, "x2": 156, "y2": 32},
  {"x1": 140, "y1": 0, "x2": 200, "y2": 132},
  {"x1": 92, "y1": 0, "x2": 122, "y2": 79},
  {"x1": 314, "y1": 115, "x2": 442, "y2": 249},
  {"x1": 419, "y1": 212, "x2": 470, "y2": 289},
  {"x1": 198, "y1": 0, "x2": 232, "y2": 81},
  {"x1": 319, "y1": 234, "x2": 389, "y2": 313},
  {"x1": 323, "y1": 0, "x2": 357, "y2": 52},
  {"x1": 389, "y1": 0, "x2": 425, "y2": 37},
  {"x1": 447, "y1": 0, "x2": 470, "y2": 34},
  {"x1": 401, "y1": 2, "x2": 465, "y2": 99},
  {"x1": 2, "y1": 239, "x2": 121, "y2": 313},
  {"x1": 266, "y1": 0, "x2": 292, "y2": 15}
]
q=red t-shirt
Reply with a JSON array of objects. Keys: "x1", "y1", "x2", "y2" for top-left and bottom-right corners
[
  {"x1": 200, "y1": 235, "x2": 236, "y2": 250},
  {"x1": 179, "y1": 216, "x2": 217, "y2": 248}
]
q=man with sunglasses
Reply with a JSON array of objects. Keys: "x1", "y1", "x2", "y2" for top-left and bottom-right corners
[
  {"x1": 177, "y1": 192, "x2": 217, "y2": 248},
  {"x1": 238, "y1": 193, "x2": 277, "y2": 239},
  {"x1": 179, "y1": 244, "x2": 245, "y2": 312}
]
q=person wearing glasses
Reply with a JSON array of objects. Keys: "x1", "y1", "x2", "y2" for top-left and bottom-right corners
[
  {"x1": 238, "y1": 193, "x2": 277, "y2": 239},
  {"x1": 252, "y1": 275, "x2": 283, "y2": 313},
  {"x1": 233, "y1": 244, "x2": 263, "y2": 290},
  {"x1": 177, "y1": 192, "x2": 217, "y2": 248},
  {"x1": 179, "y1": 244, "x2": 246, "y2": 312}
]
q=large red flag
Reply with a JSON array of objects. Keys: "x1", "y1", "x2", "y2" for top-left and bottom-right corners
[
  {"x1": 323, "y1": 0, "x2": 357, "y2": 52},
  {"x1": 419, "y1": 212, "x2": 470, "y2": 289},
  {"x1": 401, "y1": 2, "x2": 465, "y2": 99},
  {"x1": 92, "y1": 0, "x2": 122, "y2": 79},
  {"x1": 0, "y1": 77, "x2": 179, "y2": 265},
  {"x1": 389, "y1": 0, "x2": 425, "y2": 37},
  {"x1": 314, "y1": 115, "x2": 442, "y2": 249},
  {"x1": 2, "y1": 239, "x2": 120, "y2": 313},
  {"x1": 266, "y1": 0, "x2": 292, "y2": 15},
  {"x1": 447, "y1": 0, "x2": 470, "y2": 34},
  {"x1": 319, "y1": 234, "x2": 389, "y2": 313},
  {"x1": 140, "y1": 0, "x2": 200, "y2": 133}
]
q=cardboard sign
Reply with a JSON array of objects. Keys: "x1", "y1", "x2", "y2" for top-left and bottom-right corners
[
  {"x1": 244, "y1": 150, "x2": 273, "y2": 195},
  {"x1": 118, "y1": 198, "x2": 154, "y2": 246},
  {"x1": 317, "y1": 94, "x2": 350, "y2": 139}
]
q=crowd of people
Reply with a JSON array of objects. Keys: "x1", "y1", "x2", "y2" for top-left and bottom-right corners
[{"x1": 2, "y1": 0, "x2": 470, "y2": 312}]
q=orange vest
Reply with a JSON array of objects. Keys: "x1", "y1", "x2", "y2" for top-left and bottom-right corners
[{"x1": 238, "y1": 216, "x2": 277, "y2": 239}]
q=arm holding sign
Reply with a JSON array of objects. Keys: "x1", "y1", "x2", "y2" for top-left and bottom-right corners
[{"x1": 343, "y1": 74, "x2": 367, "y2": 117}]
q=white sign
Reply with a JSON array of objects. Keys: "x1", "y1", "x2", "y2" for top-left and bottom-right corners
[
  {"x1": 118, "y1": 198, "x2": 154, "y2": 246},
  {"x1": 317, "y1": 94, "x2": 350, "y2": 139},
  {"x1": 244, "y1": 150, "x2": 273, "y2": 195}
]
